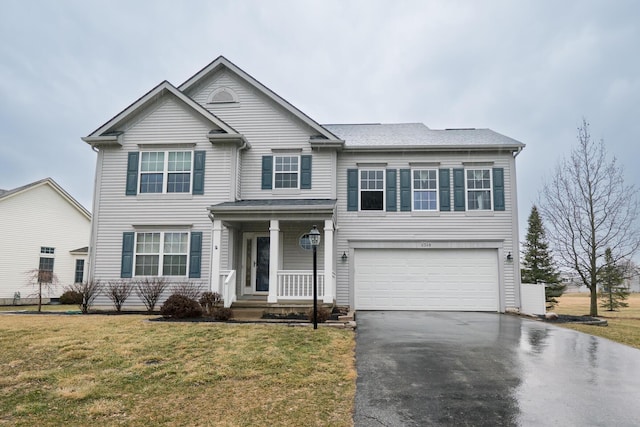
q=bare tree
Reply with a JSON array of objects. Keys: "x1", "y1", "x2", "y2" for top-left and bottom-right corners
[
  {"x1": 25, "y1": 269, "x2": 59, "y2": 312},
  {"x1": 135, "y1": 277, "x2": 169, "y2": 313},
  {"x1": 105, "y1": 279, "x2": 134, "y2": 312},
  {"x1": 540, "y1": 119, "x2": 640, "y2": 316},
  {"x1": 66, "y1": 279, "x2": 102, "y2": 314},
  {"x1": 171, "y1": 281, "x2": 205, "y2": 300}
]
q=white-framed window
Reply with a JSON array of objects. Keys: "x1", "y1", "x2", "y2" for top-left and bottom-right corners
[
  {"x1": 38, "y1": 246, "x2": 55, "y2": 283},
  {"x1": 466, "y1": 168, "x2": 492, "y2": 210},
  {"x1": 274, "y1": 155, "x2": 300, "y2": 189},
  {"x1": 139, "y1": 151, "x2": 193, "y2": 194},
  {"x1": 412, "y1": 169, "x2": 438, "y2": 211},
  {"x1": 359, "y1": 169, "x2": 385, "y2": 211},
  {"x1": 134, "y1": 231, "x2": 189, "y2": 276}
]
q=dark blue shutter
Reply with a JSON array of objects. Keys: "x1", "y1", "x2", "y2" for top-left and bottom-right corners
[
  {"x1": 347, "y1": 169, "x2": 358, "y2": 211},
  {"x1": 439, "y1": 168, "x2": 451, "y2": 211},
  {"x1": 453, "y1": 168, "x2": 465, "y2": 211},
  {"x1": 300, "y1": 155, "x2": 312, "y2": 189},
  {"x1": 493, "y1": 168, "x2": 505, "y2": 211},
  {"x1": 400, "y1": 169, "x2": 411, "y2": 212},
  {"x1": 386, "y1": 169, "x2": 397, "y2": 212},
  {"x1": 126, "y1": 152, "x2": 139, "y2": 195},
  {"x1": 121, "y1": 232, "x2": 135, "y2": 278},
  {"x1": 261, "y1": 156, "x2": 273, "y2": 190},
  {"x1": 192, "y1": 151, "x2": 205, "y2": 195},
  {"x1": 189, "y1": 231, "x2": 203, "y2": 278}
]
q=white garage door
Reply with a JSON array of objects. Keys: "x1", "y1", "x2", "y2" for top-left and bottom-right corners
[{"x1": 354, "y1": 248, "x2": 499, "y2": 311}]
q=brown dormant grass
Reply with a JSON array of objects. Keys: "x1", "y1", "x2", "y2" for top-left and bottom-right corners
[
  {"x1": 553, "y1": 293, "x2": 640, "y2": 350},
  {"x1": 0, "y1": 314, "x2": 356, "y2": 426}
]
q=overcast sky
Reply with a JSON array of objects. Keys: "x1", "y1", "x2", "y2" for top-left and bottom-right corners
[{"x1": 1, "y1": 0, "x2": 639, "y2": 240}]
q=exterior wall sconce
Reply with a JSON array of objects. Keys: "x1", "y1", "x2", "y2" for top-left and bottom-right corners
[
  {"x1": 506, "y1": 252, "x2": 513, "y2": 262},
  {"x1": 342, "y1": 251, "x2": 348, "y2": 261}
]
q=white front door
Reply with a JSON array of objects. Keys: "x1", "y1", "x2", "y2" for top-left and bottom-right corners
[{"x1": 242, "y1": 233, "x2": 270, "y2": 295}]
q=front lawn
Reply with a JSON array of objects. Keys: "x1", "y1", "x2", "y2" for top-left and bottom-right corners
[
  {"x1": 0, "y1": 314, "x2": 355, "y2": 426},
  {"x1": 553, "y1": 293, "x2": 640, "y2": 350}
]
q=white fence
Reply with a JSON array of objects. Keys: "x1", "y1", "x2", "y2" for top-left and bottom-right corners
[{"x1": 520, "y1": 283, "x2": 546, "y2": 315}]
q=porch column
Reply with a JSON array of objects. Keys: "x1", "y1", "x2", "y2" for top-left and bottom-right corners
[
  {"x1": 268, "y1": 219, "x2": 279, "y2": 303},
  {"x1": 323, "y1": 219, "x2": 334, "y2": 303},
  {"x1": 210, "y1": 219, "x2": 223, "y2": 294}
]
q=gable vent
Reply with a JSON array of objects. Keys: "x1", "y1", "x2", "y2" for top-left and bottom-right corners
[{"x1": 208, "y1": 87, "x2": 238, "y2": 104}]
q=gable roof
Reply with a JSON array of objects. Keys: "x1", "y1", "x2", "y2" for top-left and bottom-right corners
[
  {"x1": 179, "y1": 56, "x2": 343, "y2": 144},
  {"x1": 323, "y1": 123, "x2": 525, "y2": 152},
  {"x1": 83, "y1": 80, "x2": 245, "y2": 147},
  {"x1": 0, "y1": 178, "x2": 91, "y2": 220}
]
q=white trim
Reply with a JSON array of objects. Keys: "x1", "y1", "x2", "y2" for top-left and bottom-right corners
[
  {"x1": 207, "y1": 86, "x2": 239, "y2": 104},
  {"x1": 138, "y1": 150, "x2": 194, "y2": 195},
  {"x1": 273, "y1": 155, "x2": 301, "y2": 190},
  {"x1": 464, "y1": 167, "x2": 493, "y2": 211},
  {"x1": 410, "y1": 168, "x2": 439, "y2": 212},
  {"x1": 358, "y1": 168, "x2": 386, "y2": 212}
]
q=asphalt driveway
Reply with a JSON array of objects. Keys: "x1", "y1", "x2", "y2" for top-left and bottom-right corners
[{"x1": 354, "y1": 311, "x2": 640, "y2": 427}]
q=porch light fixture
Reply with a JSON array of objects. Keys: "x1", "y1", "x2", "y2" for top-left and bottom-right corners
[
  {"x1": 506, "y1": 252, "x2": 513, "y2": 262},
  {"x1": 309, "y1": 225, "x2": 321, "y2": 330},
  {"x1": 342, "y1": 251, "x2": 348, "y2": 261}
]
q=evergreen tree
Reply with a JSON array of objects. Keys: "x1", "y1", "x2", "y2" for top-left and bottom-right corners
[
  {"x1": 599, "y1": 248, "x2": 629, "y2": 311},
  {"x1": 521, "y1": 205, "x2": 565, "y2": 308}
]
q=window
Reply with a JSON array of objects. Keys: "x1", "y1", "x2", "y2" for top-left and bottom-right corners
[
  {"x1": 274, "y1": 156, "x2": 299, "y2": 189},
  {"x1": 38, "y1": 256, "x2": 54, "y2": 283},
  {"x1": 74, "y1": 259, "x2": 85, "y2": 283},
  {"x1": 412, "y1": 169, "x2": 438, "y2": 211},
  {"x1": 139, "y1": 151, "x2": 192, "y2": 194},
  {"x1": 40, "y1": 246, "x2": 55, "y2": 255},
  {"x1": 134, "y1": 232, "x2": 188, "y2": 276},
  {"x1": 360, "y1": 169, "x2": 385, "y2": 210},
  {"x1": 466, "y1": 169, "x2": 492, "y2": 210}
]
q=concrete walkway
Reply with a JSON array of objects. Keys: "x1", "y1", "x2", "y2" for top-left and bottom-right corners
[{"x1": 354, "y1": 311, "x2": 640, "y2": 426}]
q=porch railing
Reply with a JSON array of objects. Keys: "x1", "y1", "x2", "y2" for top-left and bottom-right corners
[
  {"x1": 277, "y1": 270, "x2": 325, "y2": 299},
  {"x1": 219, "y1": 270, "x2": 237, "y2": 308}
]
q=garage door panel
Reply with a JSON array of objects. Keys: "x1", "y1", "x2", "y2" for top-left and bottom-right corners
[{"x1": 354, "y1": 248, "x2": 499, "y2": 311}]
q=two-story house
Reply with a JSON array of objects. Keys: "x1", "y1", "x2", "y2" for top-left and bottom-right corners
[
  {"x1": 0, "y1": 178, "x2": 91, "y2": 304},
  {"x1": 83, "y1": 56, "x2": 524, "y2": 313}
]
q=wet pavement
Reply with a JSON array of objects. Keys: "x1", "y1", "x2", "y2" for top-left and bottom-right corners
[{"x1": 354, "y1": 311, "x2": 640, "y2": 426}]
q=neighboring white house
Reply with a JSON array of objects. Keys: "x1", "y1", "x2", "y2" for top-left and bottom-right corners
[
  {"x1": 0, "y1": 178, "x2": 91, "y2": 304},
  {"x1": 83, "y1": 56, "x2": 525, "y2": 312}
]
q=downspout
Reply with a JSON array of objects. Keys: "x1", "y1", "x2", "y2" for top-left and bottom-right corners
[{"x1": 87, "y1": 145, "x2": 100, "y2": 282}]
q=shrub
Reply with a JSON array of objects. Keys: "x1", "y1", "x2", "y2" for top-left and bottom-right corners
[
  {"x1": 135, "y1": 277, "x2": 169, "y2": 313},
  {"x1": 307, "y1": 306, "x2": 331, "y2": 324},
  {"x1": 65, "y1": 280, "x2": 101, "y2": 314},
  {"x1": 199, "y1": 291, "x2": 223, "y2": 316},
  {"x1": 105, "y1": 280, "x2": 134, "y2": 312},
  {"x1": 171, "y1": 282, "x2": 205, "y2": 300},
  {"x1": 212, "y1": 307, "x2": 233, "y2": 321},
  {"x1": 160, "y1": 294, "x2": 203, "y2": 319},
  {"x1": 59, "y1": 290, "x2": 83, "y2": 305}
]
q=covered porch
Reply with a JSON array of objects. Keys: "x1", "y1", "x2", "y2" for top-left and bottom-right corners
[{"x1": 208, "y1": 199, "x2": 337, "y2": 308}]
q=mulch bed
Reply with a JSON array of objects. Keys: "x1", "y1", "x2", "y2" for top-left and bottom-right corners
[{"x1": 538, "y1": 314, "x2": 608, "y2": 326}]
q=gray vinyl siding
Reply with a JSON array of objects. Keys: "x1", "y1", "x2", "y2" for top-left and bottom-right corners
[
  {"x1": 185, "y1": 70, "x2": 335, "y2": 200},
  {"x1": 335, "y1": 151, "x2": 520, "y2": 309},
  {"x1": 90, "y1": 97, "x2": 232, "y2": 307}
]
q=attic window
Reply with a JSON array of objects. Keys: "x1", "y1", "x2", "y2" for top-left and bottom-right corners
[{"x1": 208, "y1": 87, "x2": 238, "y2": 104}]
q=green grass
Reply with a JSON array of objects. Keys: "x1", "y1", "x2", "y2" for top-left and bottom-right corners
[
  {"x1": 553, "y1": 293, "x2": 640, "y2": 350},
  {"x1": 0, "y1": 314, "x2": 355, "y2": 426}
]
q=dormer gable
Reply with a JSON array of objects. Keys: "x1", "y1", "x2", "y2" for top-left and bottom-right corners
[
  {"x1": 179, "y1": 56, "x2": 344, "y2": 147},
  {"x1": 82, "y1": 80, "x2": 247, "y2": 148}
]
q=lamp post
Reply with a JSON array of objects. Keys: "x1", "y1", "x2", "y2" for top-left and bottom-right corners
[{"x1": 308, "y1": 225, "x2": 321, "y2": 329}]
